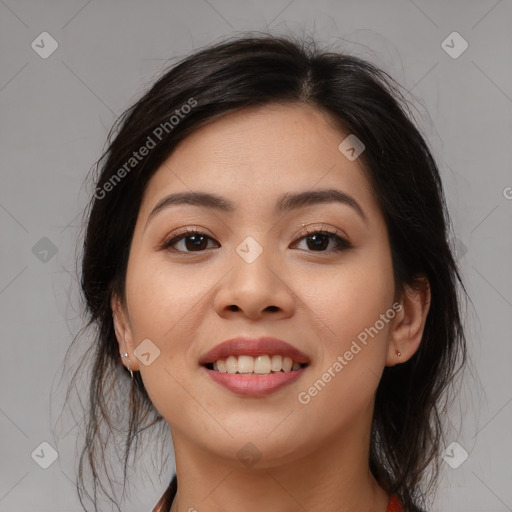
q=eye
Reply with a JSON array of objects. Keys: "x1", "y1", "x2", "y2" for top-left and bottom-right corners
[
  {"x1": 291, "y1": 227, "x2": 352, "y2": 253},
  {"x1": 160, "y1": 226, "x2": 351, "y2": 254},
  {"x1": 160, "y1": 229, "x2": 220, "y2": 253}
]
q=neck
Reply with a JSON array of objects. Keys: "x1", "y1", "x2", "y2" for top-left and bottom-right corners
[{"x1": 167, "y1": 404, "x2": 390, "y2": 512}]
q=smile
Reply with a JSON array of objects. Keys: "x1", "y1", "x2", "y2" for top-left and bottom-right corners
[
  {"x1": 202, "y1": 356, "x2": 310, "y2": 396},
  {"x1": 206, "y1": 354, "x2": 308, "y2": 375}
]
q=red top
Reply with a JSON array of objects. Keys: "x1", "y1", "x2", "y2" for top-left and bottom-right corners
[
  {"x1": 152, "y1": 476, "x2": 404, "y2": 511},
  {"x1": 387, "y1": 493, "x2": 404, "y2": 512}
]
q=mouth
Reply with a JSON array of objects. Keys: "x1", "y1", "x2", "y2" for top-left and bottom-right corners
[
  {"x1": 201, "y1": 359, "x2": 309, "y2": 397},
  {"x1": 199, "y1": 337, "x2": 311, "y2": 396},
  {"x1": 203, "y1": 355, "x2": 309, "y2": 375}
]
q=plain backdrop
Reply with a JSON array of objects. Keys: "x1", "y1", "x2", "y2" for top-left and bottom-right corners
[{"x1": 1, "y1": 1, "x2": 511, "y2": 511}]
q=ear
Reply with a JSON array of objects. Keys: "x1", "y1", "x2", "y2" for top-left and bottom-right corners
[
  {"x1": 111, "y1": 295, "x2": 140, "y2": 372},
  {"x1": 386, "y1": 277, "x2": 431, "y2": 366}
]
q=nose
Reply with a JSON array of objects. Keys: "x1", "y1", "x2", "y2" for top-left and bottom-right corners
[{"x1": 213, "y1": 245, "x2": 296, "y2": 321}]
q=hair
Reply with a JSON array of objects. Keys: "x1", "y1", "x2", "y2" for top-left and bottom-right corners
[{"x1": 69, "y1": 33, "x2": 468, "y2": 511}]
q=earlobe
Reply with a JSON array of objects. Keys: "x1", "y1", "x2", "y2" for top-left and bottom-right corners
[{"x1": 386, "y1": 278, "x2": 431, "y2": 366}]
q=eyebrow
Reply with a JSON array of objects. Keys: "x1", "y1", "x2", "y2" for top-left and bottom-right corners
[{"x1": 144, "y1": 188, "x2": 367, "y2": 229}]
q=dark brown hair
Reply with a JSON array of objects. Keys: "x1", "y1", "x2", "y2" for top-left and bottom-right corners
[{"x1": 69, "y1": 33, "x2": 468, "y2": 511}]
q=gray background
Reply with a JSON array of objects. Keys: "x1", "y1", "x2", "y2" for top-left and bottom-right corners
[{"x1": 1, "y1": 0, "x2": 511, "y2": 511}]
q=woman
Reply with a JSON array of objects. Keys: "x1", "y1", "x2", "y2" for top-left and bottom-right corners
[{"x1": 73, "y1": 34, "x2": 467, "y2": 512}]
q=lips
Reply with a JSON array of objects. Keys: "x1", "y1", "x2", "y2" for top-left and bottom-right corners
[{"x1": 198, "y1": 337, "x2": 311, "y2": 366}]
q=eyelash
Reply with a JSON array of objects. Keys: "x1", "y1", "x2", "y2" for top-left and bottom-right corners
[
  {"x1": 159, "y1": 226, "x2": 352, "y2": 254},
  {"x1": 294, "y1": 225, "x2": 352, "y2": 252}
]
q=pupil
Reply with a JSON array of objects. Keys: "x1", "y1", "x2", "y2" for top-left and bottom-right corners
[
  {"x1": 186, "y1": 235, "x2": 207, "y2": 251},
  {"x1": 307, "y1": 234, "x2": 328, "y2": 251}
]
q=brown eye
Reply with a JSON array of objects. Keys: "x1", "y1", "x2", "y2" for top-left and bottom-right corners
[
  {"x1": 293, "y1": 230, "x2": 351, "y2": 253},
  {"x1": 162, "y1": 231, "x2": 220, "y2": 252}
]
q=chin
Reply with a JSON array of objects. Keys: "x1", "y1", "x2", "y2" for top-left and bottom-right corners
[{"x1": 202, "y1": 427, "x2": 309, "y2": 464}]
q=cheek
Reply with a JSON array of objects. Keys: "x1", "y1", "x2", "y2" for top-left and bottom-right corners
[
  {"x1": 294, "y1": 247, "x2": 395, "y2": 415},
  {"x1": 125, "y1": 256, "x2": 212, "y2": 343},
  {"x1": 296, "y1": 280, "x2": 394, "y2": 428},
  {"x1": 123, "y1": 256, "x2": 215, "y2": 421},
  {"x1": 297, "y1": 249, "x2": 395, "y2": 348}
]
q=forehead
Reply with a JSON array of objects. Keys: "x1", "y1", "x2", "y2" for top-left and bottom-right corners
[{"x1": 139, "y1": 103, "x2": 378, "y2": 220}]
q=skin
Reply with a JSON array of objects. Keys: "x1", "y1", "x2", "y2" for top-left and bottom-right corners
[{"x1": 112, "y1": 103, "x2": 430, "y2": 512}]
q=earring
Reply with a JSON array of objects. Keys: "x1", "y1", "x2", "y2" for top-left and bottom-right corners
[
  {"x1": 121, "y1": 353, "x2": 134, "y2": 379},
  {"x1": 395, "y1": 349, "x2": 402, "y2": 357}
]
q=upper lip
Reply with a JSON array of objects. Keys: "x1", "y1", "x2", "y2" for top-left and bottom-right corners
[{"x1": 199, "y1": 337, "x2": 311, "y2": 366}]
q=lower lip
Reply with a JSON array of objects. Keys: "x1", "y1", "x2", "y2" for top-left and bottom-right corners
[{"x1": 201, "y1": 366, "x2": 307, "y2": 396}]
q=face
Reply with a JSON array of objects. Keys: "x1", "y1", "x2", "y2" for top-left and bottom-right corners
[{"x1": 113, "y1": 103, "x2": 403, "y2": 467}]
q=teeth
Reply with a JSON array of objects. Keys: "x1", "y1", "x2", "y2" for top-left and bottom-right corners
[
  {"x1": 209, "y1": 354, "x2": 305, "y2": 374},
  {"x1": 226, "y1": 355, "x2": 237, "y2": 374},
  {"x1": 238, "y1": 355, "x2": 254, "y2": 373},
  {"x1": 254, "y1": 355, "x2": 271, "y2": 374},
  {"x1": 271, "y1": 355, "x2": 282, "y2": 371}
]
